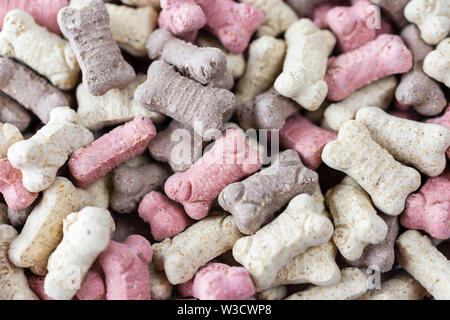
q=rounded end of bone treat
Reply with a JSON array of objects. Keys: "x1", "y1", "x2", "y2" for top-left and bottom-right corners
[{"x1": 146, "y1": 28, "x2": 173, "y2": 60}]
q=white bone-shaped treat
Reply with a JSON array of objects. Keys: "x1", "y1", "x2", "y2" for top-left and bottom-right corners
[
  {"x1": 0, "y1": 123, "x2": 22, "y2": 159},
  {"x1": 423, "y1": 38, "x2": 450, "y2": 88}
]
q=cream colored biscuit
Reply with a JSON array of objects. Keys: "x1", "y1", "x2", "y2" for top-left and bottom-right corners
[
  {"x1": 86, "y1": 175, "x2": 111, "y2": 209},
  {"x1": 0, "y1": 123, "x2": 22, "y2": 159},
  {"x1": 423, "y1": 38, "x2": 450, "y2": 88},
  {"x1": 322, "y1": 120, "x2": 421, "y2": 216},
  {"x1": 0, "y1": 10, "x2": 79, "y2": 90},
  {"x1": 148, "y1": 263, "x2": 173, "y2": 300}
]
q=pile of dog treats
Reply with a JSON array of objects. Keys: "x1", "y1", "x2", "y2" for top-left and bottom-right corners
[{"x1": 0, "y1": 0, "x2": 449, "y2": 300}]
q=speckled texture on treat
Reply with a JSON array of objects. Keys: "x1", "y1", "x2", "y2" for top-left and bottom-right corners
[
  {"x1": 423, "y1": 38, "x2": 450, "y2": 88},
  {"x1": 322, "y1": 120, "x2": 421, "y2": 216}
]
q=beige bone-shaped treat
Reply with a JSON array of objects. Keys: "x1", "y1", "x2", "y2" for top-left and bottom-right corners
[
  {"x1": 7, "y1": 107, "x2": 94, "y2": 193},
  {"x1": 423, "y1": 38, "x2": 450, "y2": 88},
  {"x1": 356, "y1": 107, "x2": 450, "y2": 177},
  {"x1": 233, "y1": 193, "x2": 334, "y2": 290},
  {"x1": 322, "y1": 120, "x2": 421, "y2": 216},
  {"x1": 0, "y1": 10, "x2": 79, "y2": 90},
  {"x1": 71, "y1": 0, "x2": 158, "y2": 57},
  {"x1": 274, "y1": 19, "x2": 335, "y2": 111},
  {"x1": 240, "y1": 0, "x2": 298, "y2": 37},
  {"x1": 152, "y1": 213, "x2": 243, "y2": 285},
  {"x1": 0, "y1": 225, "x2": 38, "y2": 300},
  {"x1": 322, "y1": 76, "x2": 397, "y2": 131},
  {"x1": 85, "y1": 175, "x2": 111, "y2": 209},
  {"x1": 358, "y1": 271, "x2": 427, "y2": 300},
  {"x1": 0, "y1": 123, "x2": 22, "y2": 159},
  {"x1": 44, "y1": 207, "x2": 115, "y2": 300},
  {"x1": 404, "y1": 0, "x2": 450, "y2": 45},
  {"x1": 235, "y1": 36, "x2": 286, "y2": 105},
  {"x1": 397, "y1": 230, "x2": 450, "y2": 300},
  {"x1": 76, "y1": 75, "x2": 164, "y2": 131},
  {"x1": 8, "y1": 177, "x2": 93, "y2": 275},
  {"x1": 325, "y1": 176, "x2": 388, "y2": 261},
  {"x1": 148, "y1": 263, "x2": 173, "y2": 300},
  {"x1": 285, "y1": 268, "x2": 368, "y2": 300}
]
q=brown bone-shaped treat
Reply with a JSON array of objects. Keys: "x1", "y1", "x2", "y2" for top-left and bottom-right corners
[
  {"x1": 110, "y1": 161, "x2": 170, "y2": 214},
  {"x1": 146, "y1": 28, "x2": 233, "y2": 89},
  {"x1": 0, "y1": 57, "x2": 71, "y2": 124},
  {"x1": 134, "y1": 60, "x2": 235, "y2": 140},
  {"x1": 57, "y1": 0, "x2": 136, "y2": 96},
  {"x1": 395, "y1": 25, "x2": 447, "y2": 116},
  {"x1": 218, "y1": 149, "x2": 319, "y2": 235},
  {"x1": 236, "y1": 87, "x2": 300, "y2": 131}
]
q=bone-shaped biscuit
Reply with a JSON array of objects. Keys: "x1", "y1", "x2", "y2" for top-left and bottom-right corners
[
  {"x1": 219, "y1": 149, "x2": 319, "y2": 235},
  {"x1": 0, "y1": 9, "x2": 79, "y2": 90},
  {"x1": 0, "y1": 123, "x2": 22, "y2": 159},
  {"x1": 0, "y1": 57, "x2": 71, "y2": 124},
  {"x1": 322, "y1": 120, "x2": 421, "y2": 216},
  {"x1": 356, "y1": 107, "x2": 450, "y2": 177},
  {"x1": 404, "y1": 0, "x2": 450, "y2": 45},
  {"x1": 152, "y1": 214, "x2": 243, "y2": 285},
  {"x1": 147, "y1": 28, "x2": 233, "y2": 89},
  {"x1": 44, "y1": 207, "x2": 115, "y2": 300},
  {"x1": 233, "y1": 193, "x2": 334, "y2": 290},
  {"x1": 8, "y1": 177, "x2": 93, "y2": 275},
  {"x1": 325, "y1": 177, "x2": 388, "y2": 261},
  {"x1": 423, "y1": 38, "x2": 450, "y2": 88},
  {"x1": 148, "y1": 263, "x2": 173, "y2": 300},
  {"x1": 58, "y1": 0, "x2": 136, "y2": 96},
  {"x1": 8, "y1": 107, "x2": 94, "y2": 193},
  {"x1": 0, "y1": 92, "x2": 31, "y2": 132},
  {"x1": 274, "y1": 19, "x2": 335, "y2": 111}
]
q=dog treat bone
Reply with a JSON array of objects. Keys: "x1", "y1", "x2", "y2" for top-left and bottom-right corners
[
  {"x1": 58, "y1": 0, "x2": 136, "y2": 96},
  {"x1": 423, "y1": 38, "x2": 450, "y2": 88},
  {"x1": 355, "y1": 107, "x2": 450, "y2": 177},
  {"x1": 404, "y1": 0, "x2": 450, "y2": 46},
  {"x1": 321, "y1": 120, "x2": 421, "y2": 216},
  {"x1": 192, "y1": 262, "x2": 255, "y2": 300},
  {"x1": 148, "y1": 263, "x2": 173, "y2": 300},
  {"x1": 152, "y1": 214, "x2": 243, "y2": 284},
  {"x1": 285, "y1": 268, "x2": 368, "y2": 300},
  {"x1": 134, "y1": 60, "x2": 235, "y2": 140},
  {"x1": 146, "y1": 28, "x2": 233, "y2": 89},
  {"x1": 274, "y1": 19, "x2": 335, "y2": 111},
  {"x1": 8, "y1": 107, "x2": 94, "y2": 193},
  {"x1": 148, "y1": 120, "x2": 203, "y2": 172},
  {"x1": 194, "y1": 0, "x2": 264, "y2": 54},
  {"x1": 325, "y1": 177, "x2": 388, "y2": 261},
  {"x1": 237, "y1": 87, "x2": 299, "y2": 131},
  {"x1": 235, "y1": 36, "x2": 286, "y2": 105},
  {"x1": 44, "y1": 207, "x2": 115, "y2": 300},
  {"x1": 0, "y1": 10, "x2": 79, "y2": 90},
  {"x1": 138, "y1": 191, "x2": 191, "y2": 241},
  {"x1": 233, "y1": 193, "x2": 334, "y2": 290},
  {"x1": 158, "y1": 0, "x2": 206, "y2": 39},
  {"x1": 401, "y1": 170, "x2": 450, "y2": 240},
  {"x1": 369, "y1": 0, "x2": 409, "y2": 28},
  {"x1": 99, "y1": 235, "x2": 152, "y2": 300},
  {"x1": 0, "y1": 159, "x2": 39, "y2": 211},
  {"x1": 285, "y1": 0, "x2": 328, "y2": 17},
  {"x1": 396, "y1": 230, "x2": 450, "y2": 300},
  {"x1": 396, "y1": 25, "x2": 447, "y2": 116},
  {"x1": 325, "y1": 34, "x2": 413, "y2": 101},
  {"x1": 8, "y1": 177, "x2": 92, "y2": 275},
  {"x1": 164, "y1": 127, "x2": 262, "y2": 220},
  {"x1": 0, "y1": 93, "x2": 31, "y2": 132},
  {"x1": 110, "y1": 161, "x2": 170, "y2": 214},
  {"x1": 358, "y1": 271, "x2": 427, "y2": 300},
  {"x1": 69, "y1": 117, "x2": 156, "y2": 188},
  {"x1": 322, "y1": 76, "x2": 397, "y2": 131},
  {"x1": 0, "y1": 57, "x2": 71, "y2": 124},
  {"x1": 219, "y1": 149, "x2": 319, "y2": 235},
  {"x1": 0, "y1": 224, "x2": 38, "y2": 300},
  {"x1": 240, "y1": 0, "x2": 298, "y2": 37},
  {"x1": 280, "y1": 112, "x2": 337, "y2": 169},
  {"x1": 0, "y1": 123, "x2": 22, "y2": 159}
]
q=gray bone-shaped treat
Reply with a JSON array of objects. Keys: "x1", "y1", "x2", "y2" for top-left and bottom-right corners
[
  {"x1": 0, "y1": 92, "x2": 31, "y2": 132},
  {"x1": 57, "y1": 0, "x2": 136, "y2": 96},
  {"x1": 134, "y1": 60, "x2": 235, "y2": 140},
  {"x1": 236, "y1": 87, "x2": 299, "y2": 131},
  {"x1": 110, "y1": 161, "x2": 171, "y2": 214},
  {"x1": 346, "y1": 213, "x2": 399, "y2": 273},
  {"x1": 219, "y1": 149, "x2": 319, "y2": 235},
  {"x1": 147, "y1": 29, "x2": 233, "y2": 90},
  {"x1": 395, "y1": 25, "x2": 446, "y2": 116},
  {"x1": 148, "y1": 120, "x2": 203, "y2": 172},
  {"x1": 0, "y1": 57, "x2": 71, "y2": 124}
]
